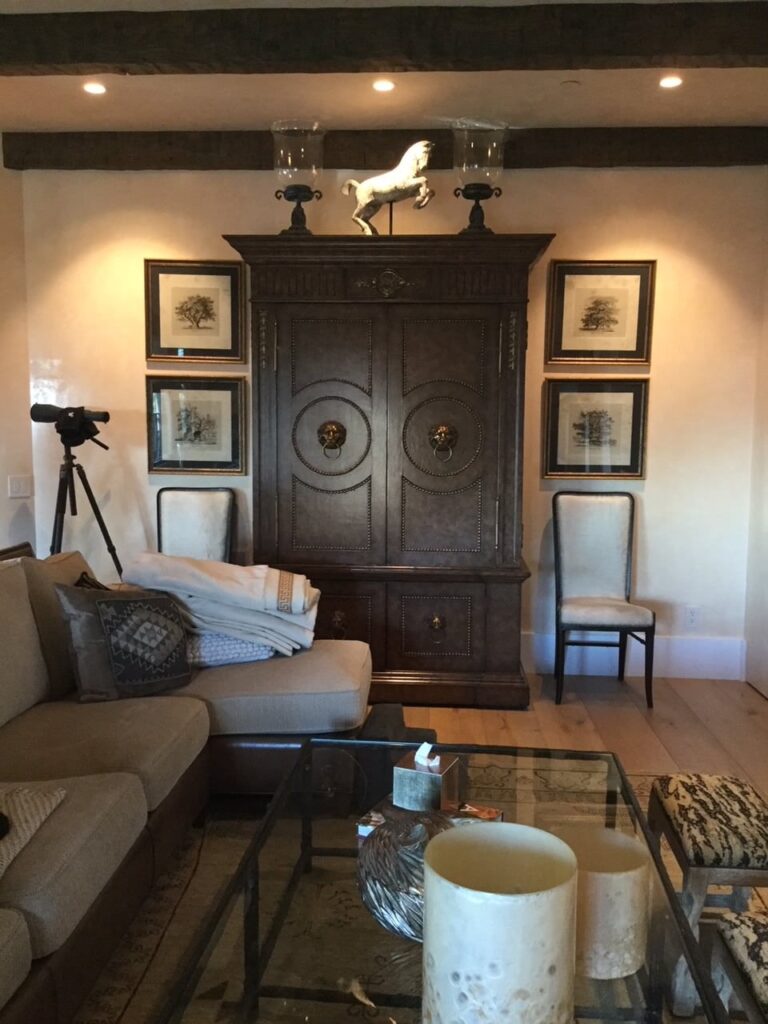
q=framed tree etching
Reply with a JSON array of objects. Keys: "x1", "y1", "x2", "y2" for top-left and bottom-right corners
[
  {"x1": 145, "y1": 260, "x2": 245, "y2": 362},
  {"x1": 546, "y1": 260, "x2": 655, "y2": 363},
  {"x1": 146, "y1": 376, "x2": 246, "y2": 474},
  {"x1": 543, "y1": 379, "x2": 648, "y2": 478}
]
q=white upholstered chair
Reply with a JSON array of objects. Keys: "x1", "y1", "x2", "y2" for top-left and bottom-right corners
[
  {"x1": 157, "y1": 487, "x2": 236, "y2": 562},
  {"x1": 552, "y1": 491, "x2": 655, "y2": 707}
]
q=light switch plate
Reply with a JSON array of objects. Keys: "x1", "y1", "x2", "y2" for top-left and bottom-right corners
[{"x1": 7, "y1": 475, "x2": 33, "y2": 499}]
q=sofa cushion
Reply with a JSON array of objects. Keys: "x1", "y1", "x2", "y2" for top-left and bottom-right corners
[
  {"x1": 181, "y1": 639, "x2": 372, "y2": 735},
  {"x1": 0, "y1": 562, "x2": 49, "y2": 728},
  {"x1": 0, "y1": 697, "x2": 209, "y2": 811},
  {"x1": 0, "y1": 774, "x2": 146, "y2": 958},
  {"x1": 21, "y1": 552, "x2": 95, "y2": 699},
  {"x1": 0, "y1": 908, "x2": 31, "y2": 1011},
  {"x1": 55, "y1": 585, "x2": 191, "y2": 701},
  {"x1": 0, "y1": 785, "x2": 66, "y2": 880}
]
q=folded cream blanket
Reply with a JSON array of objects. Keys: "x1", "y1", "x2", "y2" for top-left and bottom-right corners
[
  {"x1": 180, "y1": 596, "x2": 317, "y2": 655},
  {"x1": 123, "y1": 553, "x2": 319, "y2": 654},
  {"x1": 123, "y1": 553, "x2": 318, "y2": 615}
]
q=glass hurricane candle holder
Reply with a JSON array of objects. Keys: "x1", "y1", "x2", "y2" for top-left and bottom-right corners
[{"x1": 272, "y1": 120, "x2": 324, "y2": 235}]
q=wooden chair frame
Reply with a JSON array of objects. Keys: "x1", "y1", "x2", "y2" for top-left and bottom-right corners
[
  {"x1": 0, "y1": 541, "x2": 35, "y2": 561},
  {"x1": 552, "y1": 490, "x2": 655, "y2": 707}
]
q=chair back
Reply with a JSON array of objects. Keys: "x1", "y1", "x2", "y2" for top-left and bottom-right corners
[
  {"x1": 157, "y1": 487, "x2": 235, "y2": 562},
  {"x1": 553, "y1": 491, "x2": 634, "y2": 601}
]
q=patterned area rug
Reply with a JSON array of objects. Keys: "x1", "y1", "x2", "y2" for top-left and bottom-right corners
[{"x1": 73, "y1": 773, "x2": 768, "y2": 1024}]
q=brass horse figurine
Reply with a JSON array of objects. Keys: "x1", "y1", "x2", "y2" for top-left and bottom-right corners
[{"x1": 342, "y1": 140, "x2": 435, "y2": 235}]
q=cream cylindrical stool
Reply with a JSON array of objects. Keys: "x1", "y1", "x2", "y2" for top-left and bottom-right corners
[
  {"x1": 422, "y1": 822, "x2": 577, "y2": 1024},
  {"x1": 556, "y1": 825, "x2": 650, "y2": 980}
]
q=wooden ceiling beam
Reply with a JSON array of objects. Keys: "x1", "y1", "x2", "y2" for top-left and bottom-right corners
[
  {"x1": 4, "y1": 127, "x2": 767, "y2": 171},
  {"x1": 0, "y1": 4, "x2": 766, "y2": 76}
]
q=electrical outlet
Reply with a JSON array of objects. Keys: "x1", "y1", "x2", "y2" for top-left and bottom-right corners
[
  {"x1": 7, "y1": 475, "x2": 33, "y2": 499},
  {"x1": 683, "y1": 604, "x2": 700, "y2": 631}
]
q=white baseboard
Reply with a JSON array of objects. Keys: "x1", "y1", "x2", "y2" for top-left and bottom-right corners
[{"x1": 522, "y1": 631, "x2": 746, "y2": 681}]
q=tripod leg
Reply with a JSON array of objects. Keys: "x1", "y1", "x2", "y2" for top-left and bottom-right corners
[
  {"x1": 73, "y1": 463, "x2": 123, "y2": 577},
  {"x1": 50, "y1": 463, "x2": 72, "y2": 555}
]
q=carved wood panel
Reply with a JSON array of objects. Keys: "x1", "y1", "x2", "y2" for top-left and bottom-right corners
[
  {"x1": 274, "y1": 305, "x2": 387, "y2": 564},
  {"x1": 313, "y1": 581, "x2": 386, "y2": 665},
  {"x1": 388, "y1": 305, "x2": 501, "y2": 567}
]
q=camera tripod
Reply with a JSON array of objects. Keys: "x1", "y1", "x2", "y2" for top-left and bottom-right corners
[{"x1": 51, "y1": 445, "x2": 123, "y2": 576}]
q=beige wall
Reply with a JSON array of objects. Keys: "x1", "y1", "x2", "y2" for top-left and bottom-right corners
[
  {"x1": 745, "y1": 178, "x2": 768, "y2": 697},
  {"x1": 0, "y1": 164, "x2": 34, "y2": 548},
  {"x1": 18, "y1": 164, "x2": 768, "y2": 677}
]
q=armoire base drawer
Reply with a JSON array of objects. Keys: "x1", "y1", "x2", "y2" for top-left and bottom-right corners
[{"x1": 386, "y1": 583, "x2": 486, "y2": 673}]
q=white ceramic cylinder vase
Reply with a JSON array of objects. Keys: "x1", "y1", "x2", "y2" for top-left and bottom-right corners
[
  {"x1": 556, "y1": 825, "x2": 650, "y2": 980},
  {"x1": 422, "y1": 822, "x2": 577, "y2": 1024}
]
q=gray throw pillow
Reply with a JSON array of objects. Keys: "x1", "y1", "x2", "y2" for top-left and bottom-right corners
[{"x1": 54, "y1": 585, "x2": 190, "y2": 702}]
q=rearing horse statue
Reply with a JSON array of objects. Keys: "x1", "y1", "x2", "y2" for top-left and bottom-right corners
[{"x1": 341, "y1": 140, "x2": 435, "y2": 235}]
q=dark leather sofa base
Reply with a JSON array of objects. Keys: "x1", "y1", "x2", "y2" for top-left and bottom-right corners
[
  {"x1": 0, "y1": 750, "x2": 209, "y2": 1024},
  {"x1": 208, "y1": 705, "x2": 436, "y2": 796},
  {"x1": 2, "y1": 706, "x2": 426, "y2": 1024}
]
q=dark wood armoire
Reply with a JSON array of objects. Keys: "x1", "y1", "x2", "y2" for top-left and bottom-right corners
[{"x1": 225, "y1": 233, "x2": 553, "y2": 709}]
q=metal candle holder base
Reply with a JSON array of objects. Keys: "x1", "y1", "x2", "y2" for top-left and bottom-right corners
[
  {"x1": 454, "y1": 182, "x2": 502, "y2": 234},
  {"x1": 275, "y1": 183, "x2": 322, "y2": 235}
]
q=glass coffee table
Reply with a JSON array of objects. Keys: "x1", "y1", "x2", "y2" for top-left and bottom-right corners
[{"x1": 157, "y1": 740, "x2": 728, "y2": 1023}]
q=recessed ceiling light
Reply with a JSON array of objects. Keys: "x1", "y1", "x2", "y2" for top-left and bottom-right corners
[
  {"x1": 83, "y1": 81, "x2": 107, "y2": 95},
  {"x1": 659, "y1": 75, "x2": 683, "y2": 89},
  {"x1": 372, "y1": 79, "x2": 395, "y2": 93}
]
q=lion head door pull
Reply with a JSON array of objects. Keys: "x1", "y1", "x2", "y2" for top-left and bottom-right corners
[
  {"x1": 318, "y1": 420, "x2": 347, "y2": 459},
  {"x1": 429, "y1": 423, "x2": 458, "y2": 462}
]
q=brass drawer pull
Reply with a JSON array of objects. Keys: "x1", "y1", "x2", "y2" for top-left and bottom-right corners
[
  {"x1": 331, "y1": 609, "x2": 348, "y2": 639},
  {"x1": 429, "y1": 614, "x2": 446, "y2": 644}
]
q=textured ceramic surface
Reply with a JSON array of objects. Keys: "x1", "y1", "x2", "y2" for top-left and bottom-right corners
[
  {"x1": 556, "y1": 824, "x2": 650, "y2": 980},
  {"x1": 422, "y1": 822, "x2": 577, "y2": 1024}
]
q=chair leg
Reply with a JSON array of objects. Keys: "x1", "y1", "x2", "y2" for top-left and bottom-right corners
[
  {"x1": 617, "y1": 631, "x2": 628, "y2": 681},
  {"x1": 555, "y1": 628, "x2": 566, "y2": 704},
  {"x1": 644, "y1": 627, "x2": 655, "y2": 709}
]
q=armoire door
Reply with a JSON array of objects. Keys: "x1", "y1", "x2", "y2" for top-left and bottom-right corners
[
  {"x1": 386, "y1": 304, "x2": 504, "y2": 567},
  {"x1": 271, "y1": 304, "x2": 388, "y2": 565}
]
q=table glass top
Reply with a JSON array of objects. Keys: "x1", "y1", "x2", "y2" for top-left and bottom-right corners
[{"x1": 158, "y1": 740, "x2": 725, "y2": 1024}]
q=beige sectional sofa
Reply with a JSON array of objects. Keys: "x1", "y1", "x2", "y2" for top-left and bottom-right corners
[{"x1": 0, "y1": 550, "x2": 372, "y2": 1024}]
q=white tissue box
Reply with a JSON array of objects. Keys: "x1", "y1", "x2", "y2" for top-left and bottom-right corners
[{"x1": 392, "y1": 750, "x2": 459, "y2": 811}]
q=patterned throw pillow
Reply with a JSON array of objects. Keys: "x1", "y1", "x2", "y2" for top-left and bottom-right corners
[{"x1": 55, "y1": 585, "x2": 191, "y2": 701}]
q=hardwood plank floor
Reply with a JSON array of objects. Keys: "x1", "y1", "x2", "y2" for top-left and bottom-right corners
[{"x1": 403, "y1": 675, "x2": 768, "y2": 795}]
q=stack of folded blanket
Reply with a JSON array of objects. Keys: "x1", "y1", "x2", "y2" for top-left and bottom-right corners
[{"x1": 122, "y1": 553, "x2": 320, "y2": 666}]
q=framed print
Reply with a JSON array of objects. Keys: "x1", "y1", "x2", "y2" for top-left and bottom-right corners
[
  {"x1": 146, "y1": 376, "x2": 245, "y2": 474},
  {"x1": 546, "y1": 260, "x2": 655, "y2": 363},
  {"x1": 145, "y1": 260, "x2": 245, "y2": 362},
  {"x1": 543, "y1": 379, "x2": 648, "y2": 478}
]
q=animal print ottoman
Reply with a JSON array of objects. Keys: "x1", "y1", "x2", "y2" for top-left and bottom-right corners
[
  {"x1": 652, "y1": 774, "x2": 768, "y2": 869},
  {"x1": 718, "y1": 910, "x2": 768, "y2": 1015}
]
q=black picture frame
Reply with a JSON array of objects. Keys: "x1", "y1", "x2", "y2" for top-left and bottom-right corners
[
  {"x1": 546, "y1": 260, "x2": 655, "y2": 364},
  {"x1": 145, "y1": 259, "x2": 245, "y2": 362},
  {"x1": 146, "y1": 376, "x2": 246, "y2": 474},
  {"x1": 543, "y1": 378, "x2": 649, "y2": 478}
]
